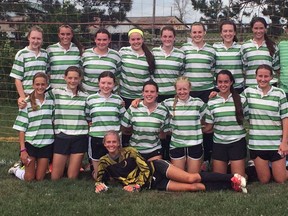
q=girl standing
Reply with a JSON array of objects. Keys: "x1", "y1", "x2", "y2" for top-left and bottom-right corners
[
  {"x1": 86, "y1": 71, "x2": 126, "y2": 179},
  {"x1": 243, "y1": 64, "x2": 288, "y2": 183},
  {"x1": 241, "y1": 17, "x2": 280, "y2": 87},
  {"x1": 203, "y1": 70, "x2": 247, "y2": 176},
  {"x1": 213, "y1": 20, "x2": 244, "y2": 93},
  {"x1": 82, "y1": 28, "x2": 121, "y2": 94},
  {"x1": 46, "y1": 24, "x2": 82, "y2": 88},
  {"x1": 51, "y1": 66, "x2": 89, "y2": 180},
  {"x1": 9, "y1": 72, "x2": 54, "y2": 181},
  {"x1": 119, "y1": 28, "x2": 155, "y2": 109},
  {"x1": 152, "y1": 25, "x2": 184, "y2": 101},
  {"x1": 10, "y1": 25, "x2": 48, "y2": 98}
]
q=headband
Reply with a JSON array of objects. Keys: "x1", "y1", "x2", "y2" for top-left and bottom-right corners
[{"x1": 128, "y1": 29, "x2": 144, "y2": 37}]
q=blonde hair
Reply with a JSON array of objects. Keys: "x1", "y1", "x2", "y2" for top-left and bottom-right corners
[{"x1": 172, "y1": 76, "x2": 191, "y2": 116}]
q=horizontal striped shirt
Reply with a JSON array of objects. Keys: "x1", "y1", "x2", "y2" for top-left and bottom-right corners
[
  {"x1": 243, "y1": 86, "x2": 288, "y2": 150},
  {"x1": 205, "y1": 93, "x2": 247, "y2": 144},
  {"x1": 213, "y1": 42, "x2": 244, "y2": 89},
  {"x1": 121, "y1": 102, "x2": 169, "y2": 154},
  {"x1": 82, "y1": 48, "x2": 121, "y2": 94},
  {"x1": 119, "y1": 46, "x2": 151, "y2": 99},
  {"x1": 241, "y1": 39, "x2": 280, "y2": 86},
  {"x1": 181, "y1": 42, "x2": 216, "y2": 91},
  {"x1": 163, "y1": 96, "x2": 207, "y2": 148},
  {"x1": 10, "y1": 47, "x2": 48, "y2": 94},
  {"x1": 13, "y1": 93, "x2": 54, "y2": 147},
  {"x1": 46, "y1": 42, "x2": 81, "y2": 88},
  {"x1": 279, "y1": 40, "x2": 288, "y2": 94},
  {"x1": 152, "y1": 46, "x2": 184, "y2": 95},
  {"x1": 86, "y1": 93, "x2": 126, "y2": 138},
  {"x1": 50, "y1": 87, "x2": 89, "y2": 135}
]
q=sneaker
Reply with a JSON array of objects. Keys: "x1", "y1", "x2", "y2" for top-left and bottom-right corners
[
  {"x1": 8, "y1": 161, "x2": 22, "y2": 175},
  {"x1": 231, "y1": 173, "x2": 248, "y2": 193}
]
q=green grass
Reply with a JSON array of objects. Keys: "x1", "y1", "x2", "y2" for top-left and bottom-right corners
[
  {"x1": 1, "y1": 142, "x2": 288, "y2": 216},
  {"x1": 0, "y1": 99, "x2": 18, "y2": 138}
]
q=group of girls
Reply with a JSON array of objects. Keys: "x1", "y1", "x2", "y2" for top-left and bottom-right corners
[{"x1": 8, "y1": 16, "x2": 288, "y2": 190}]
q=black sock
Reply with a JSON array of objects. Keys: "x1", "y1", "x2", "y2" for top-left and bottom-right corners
[
  {"x1": 203, "y1": 182, "x2": 231, "y2": 191},
  {"x1": 200, "y1": 171, "x2": 233, "y2": 183}
]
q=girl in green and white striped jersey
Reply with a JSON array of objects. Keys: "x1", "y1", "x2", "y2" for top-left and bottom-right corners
[
  {"x1": 86, "y1": 71, "x2": 126, "y2": 179},
  {"x1": 10, "y1": 72, "x2": 54, "y2": 181},
  {"x1": 241, "y1": 17, "x2": 280, "y2": 87},
  {"x1": 121, "y1": 80, "x2": 169, "y2": 161},
  {"x1": 119, "y1": 28, "x2": 156, "y2": 109},
  {"x1": 50, "y1": 66, "x2": 89, "y2": 180},
  {"x1": 243, "y1": 64, "x2": 288, "y2": 183},
  {"x1": 10, "y1": 25, "x2": 48, "y2": 99},
  {"x1": 163, "y1": 77, "x2": 207, "y2": 173},
  {"x1": 82, "y1": 28, "x2": 121, "y2": 94},
  {"x1": 46, "y1": 24, "x2": 82, "y2": 88},
  {"x1": 213, "y1": 20, "x2": 244, "y2": 92},
  {"x1": 204, "y1": 70, "x2": 247, "y2": 176},
  {"x1": 152, "y1": 25, "x2": 184, "y2": 101}
]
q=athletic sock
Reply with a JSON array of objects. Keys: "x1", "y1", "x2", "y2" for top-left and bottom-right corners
[
  {"x1": 15, "y1": 168, "x2": 25, "y2": 180},
  {"x1": 200, "y1": 171, "x2": 233, "y2": 183},
  {"x1": 203, "y1": 182, "x2": 231, "y2": 191}
]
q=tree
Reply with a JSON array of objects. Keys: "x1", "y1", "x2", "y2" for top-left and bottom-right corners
[{"x1": 173, "y1": 0, "x2": 190, "y2": 22}]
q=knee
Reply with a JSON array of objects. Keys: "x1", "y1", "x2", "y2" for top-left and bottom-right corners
[
  {"x1": 258, "y1": 177, "x2": 270, "y2": 184},
  {"x1": 190, "y1": 183, "x2": 205, "y2": 191},
  {"x1": 24, "y1": 174, "x2": 35, "y2": 182}
]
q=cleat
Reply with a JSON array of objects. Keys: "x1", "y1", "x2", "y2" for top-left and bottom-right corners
[{"x1": 231, "y1": 173, "x2": 247, "y2": 193}]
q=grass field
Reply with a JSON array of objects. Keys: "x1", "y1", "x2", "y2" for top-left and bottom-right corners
[{"x1": 1, "y1": 141, "x2": 288, "y2": 216}]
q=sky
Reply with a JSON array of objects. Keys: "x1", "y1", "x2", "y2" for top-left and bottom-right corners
[{"x1": 127, "y1": 0, "x2": 201, "y2": 23}]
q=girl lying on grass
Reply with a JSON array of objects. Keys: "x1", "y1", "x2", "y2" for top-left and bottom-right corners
[{"x1": 95, "y1": 130, "x2": 248, "y2": 193}]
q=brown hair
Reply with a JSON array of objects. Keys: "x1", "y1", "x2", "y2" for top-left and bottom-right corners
[
  {"x1": 216, "y1": 70, "x2": 243, "y2": 125},
  {"x1": 27, "y1": 25, "x2": 43, "y2": 38},
  {"x1": 30, "y1": 72, "x2": 48, "y2": 111},
  {"x1": 128, "y1": 28, "x2": 155, "y2": 76},
  {"x1": 255, "y1": 64, "x2": 273, "y2": 76},
  {"x1": 64, "y1": 66, "x2": 85, "y2": 94},
  {"x1": 59, "y1": 24, "x2": 84, "y2": 56},
  {"x1": 250, "y1": 17, "x2": 276, "y2": 57},
  {"x1": 219, "y1": 20, "x2": 238, "y2": 42}
]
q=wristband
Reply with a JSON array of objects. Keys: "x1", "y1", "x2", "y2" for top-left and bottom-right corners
[{"x1": 20, "y1": 148, "x2": 27, "y2": 153}]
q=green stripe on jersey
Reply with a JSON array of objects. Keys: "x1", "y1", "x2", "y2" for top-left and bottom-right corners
[
  {"x1": 121, "y1": 102, "x2": 169, "y2": 154},
  {"x1": 181, "y1": 42, "x2": 216, "y2": 91},
  {"x1": 241, "y1": 39, "x2": 280, "y2": 86},
  {"x1": 51, "y1": 87, "x2": 89, "y2": 135},
  {"x1": 82, "y1": 48, "x2": 121, "y2": 94},
  {"x1": 206, "y1": 94, "x2": 246, "y2": 144},
  {"x1": 213, "y1": 42, "x2": 244, "y2": 89},
  {"x1": 119, "y1": 46, "x2": 151, "y2": 99},
  {"x1": 86, "y1": 93, "x2": 126, "y2": 137},
  {"x1": 279, "y1": 40, "x2": 288, "y2": 93},
  {"x1": 163, "y1": 96, "x2": 206, "y2": 148},
  {"x1": 47, "y1": 42, "x2": 81, "y2": 88},
  {"x1": 152, "y1": 46, "x2": 184, "y2": 95},
  {"x1": 13, "y1": 93, "x2": 54, "y2": 147},
  {"x1": 10, "y1": 47, "x2": 48, "y2": 94},
  {"x1": 243, "y1": 86, "x2": 288, "y2": 150}
]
